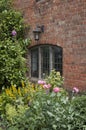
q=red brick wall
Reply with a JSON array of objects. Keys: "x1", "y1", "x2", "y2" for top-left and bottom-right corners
[{"x1": 14, "y1": 0, "x2": 86, "y2": 91}]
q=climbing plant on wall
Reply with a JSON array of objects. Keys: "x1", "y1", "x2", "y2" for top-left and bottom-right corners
[{"x1": 0, "y1": 0, "x2": 30, "y2": 88}]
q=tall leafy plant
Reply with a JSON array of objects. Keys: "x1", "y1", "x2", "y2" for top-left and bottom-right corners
[
  {"x1": 0, "y1": 39, "x2": 26, "y2": 87},
  {"x1": 0, "y1": 0, "x2": 30, "y2": 88}
]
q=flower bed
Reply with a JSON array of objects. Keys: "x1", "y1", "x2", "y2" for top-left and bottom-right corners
[{"x1": 0, "y1": 70, "x2": 86, "y2": 130}]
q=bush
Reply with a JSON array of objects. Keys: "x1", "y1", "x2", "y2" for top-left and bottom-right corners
[
  {"x1": 0, "y1": 75, "x2": 86, "y2": 130},
  {"x1": 45, "y1": 70, "x2": 64, "y2": 91},
  {"x1": 6, "y1": 88, "x2": 69, "y2": 130},
  {"x1": 0, "y1": 0, "x2": 30, "y2": 88},
  {"x1": 0, "y1": 0, "x2": 25, "y2": 41},
  {"x1": 0, "y1": 81, "x2": 44, "y2": 129},
  {"x1": 0, "y1": 39, "x2": 26, "y2": 87},
  {"x1": 68, "y1": 95, "x2": 86, "y2": 130}
]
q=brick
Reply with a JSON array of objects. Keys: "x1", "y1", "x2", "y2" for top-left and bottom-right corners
[{"x1": 13, "y1": 0, "x2": 86, "y2": 91}]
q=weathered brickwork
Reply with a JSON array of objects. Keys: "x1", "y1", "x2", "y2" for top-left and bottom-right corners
[{"x1": 14, "y1": 0, "x2": 86, "y2": 91}]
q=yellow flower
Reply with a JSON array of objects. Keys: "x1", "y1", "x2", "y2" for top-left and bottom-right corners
[
  {"x1": 11, "y1": 85, "x2": 17, "y2": 94},
  {"x1": 24, "y1": 88, "x2": 29, "y2": 94},
  {"x1": 4, "y1": 86, "x2": 16, "y2": 100},
  {"x1": 18, "y1": 87, "x2": 22, "y2": 96},
  {"x1": 5, "y1": 88, "x2": 9, "y2": 96},
  {"x1": 21, "y1": 80, "x2": 25, "y2": 88}
]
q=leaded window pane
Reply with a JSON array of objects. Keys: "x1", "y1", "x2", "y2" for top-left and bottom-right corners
[
  {"x1": 31, "y1": 48, "x2": 39, "y2": 77},
  {"x1": 36, "y1": 0, "x2": 41, "y2": 2},
  {"x1": 41, "y1": 47, "x2": 50, "y2": 78},
  {"x1": 52, "y1": 46, "x2": 62, "y2": 75}
]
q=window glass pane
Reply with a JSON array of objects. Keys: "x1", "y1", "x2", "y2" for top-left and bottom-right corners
[
  {"x1": 36, "y1": 0, "x2": 41, "y2": 2},
  {"x1": 41, "y1": 47, "x2": 50, "y2": 78},
  {"x1": 31, "y1": 48, "x2": 39, "y2": 77},
  {"x1": 52, "y1": 46, "x2": 62, "y2": 75}
]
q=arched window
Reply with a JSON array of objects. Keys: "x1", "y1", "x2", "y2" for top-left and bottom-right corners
[{"x1": 30, "y1": 45, "x2": 63, "y2": 79}]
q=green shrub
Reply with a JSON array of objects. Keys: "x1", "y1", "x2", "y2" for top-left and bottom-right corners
[
  {"x1": 0, "y1": 39, "x2": 26, "y2": 87},
  {"x1": 4, "y1": 90, "x2": 86, "y2": 130},
  {"x1": 0, "y1": 0, "x2": 30, "y2": 88},
  {"x1": 68, "y1": 95, "x2": 86, "y2": 130},
  {"x1": 6, "y1": 88, "x2": 69, "y2": 130},
  {"x1": 45, "y1": 69, "x2": 64, "y2": 91},
  {"x1": 0, "y1": 0, "x2": 12, "y2": 12},
  {"x1": 0, "y1": 78, "x2": 86, "y2": 130},
  {"x1": 0, "y1": 81, "x2": 44, "y2": 129},
  {"x1": 0, "y1": 0, "x2": 27, "y2": 40}
]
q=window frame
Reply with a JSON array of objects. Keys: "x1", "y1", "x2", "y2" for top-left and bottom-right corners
[{"x1": 30, "y1": 45, "x2": 63, "y2": 80}]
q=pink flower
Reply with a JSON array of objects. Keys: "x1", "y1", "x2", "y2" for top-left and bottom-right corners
[
  {"x1": 53, "y1": 87, "x2": 60, "y2": 93},
  {"x1": 38, "y1": 80, "x2": 46, "y2": 85},
  {"x1": 73, "y1": 87, "x2": 79, "y2": 93},
  {"x1": 43, "y1": 84, "x2": 51, "y2": 89},
  {"x1": 12, "y1": 30, "x2": 17, "y2": 36}
]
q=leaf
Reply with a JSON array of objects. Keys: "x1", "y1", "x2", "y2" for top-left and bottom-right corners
[
  {"x1": 52, "y1": 124, "x2": 57, "y2": 130},
  {"x1": 47, "y1": 111, "x2": 55, "y2": 117}
]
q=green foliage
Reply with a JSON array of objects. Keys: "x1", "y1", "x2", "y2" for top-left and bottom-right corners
[
  {"x1": 7, "y1": 91, "x2": 85, "y2": 130},
  {"x1": 45, "y1": 70, "x2": 64, "y2": 91},
  {"x1": 69, "y1": 95, "x2": 86, "y2": 130},
  {"x1": 0, "y1": 0, "x2": 31, "y2": 88},
  {"x1": 0, "y1": 39, "x2": 26, "y2": 87},
  {"x1": 0, "y1": 81, "x2": 43, "y2": 129},
  {"x1": 0, "y1": 82, "x2": 33, "y2": 115},
  {"x1": 6, "y1": 89, "x2": 69, "y2": 130},
  {"x1": 0, "y1": 78, "x2": 86, "y2": 130},
  {"x1": 0, "y1": 0, "x2": 25, "y2": 40},
  {"x1": 0, "y1": 102, "x2": 28, "y2": 129},
  {"x1": 0, "y1": 0, "x2": 12, "y2": 12}
]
